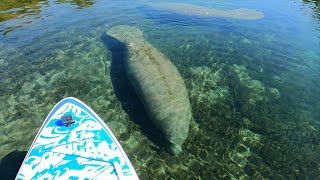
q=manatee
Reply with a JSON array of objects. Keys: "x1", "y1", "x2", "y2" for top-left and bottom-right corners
[
  {"x1": 106, "y1": 25, "x2": 192, "y2": 155},
  {"x1": 147, "y1": 3, "x2": 264, "y2": 20}
]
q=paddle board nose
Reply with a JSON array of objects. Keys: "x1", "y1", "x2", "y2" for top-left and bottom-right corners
[{"x1": 16, "y1": 97, "x2": 139, "y2": 180}]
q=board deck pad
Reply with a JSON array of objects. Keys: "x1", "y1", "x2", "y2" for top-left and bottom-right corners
[{"x1": 16, "y1": 97, "x2": 139, "y2": 180}]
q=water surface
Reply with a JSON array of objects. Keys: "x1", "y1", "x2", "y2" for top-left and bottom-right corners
[{"x1": 0, "y1": 0, "x2": 320, "y2": 179}]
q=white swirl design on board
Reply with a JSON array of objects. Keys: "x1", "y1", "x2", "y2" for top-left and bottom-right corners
[{"x1": 17, "y1": 102, "x2": 135, "y2": 180}]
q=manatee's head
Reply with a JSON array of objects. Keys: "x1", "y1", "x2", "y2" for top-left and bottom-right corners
[{"x1": 106, "y1": 25, "x2": 143, "y2": 43}]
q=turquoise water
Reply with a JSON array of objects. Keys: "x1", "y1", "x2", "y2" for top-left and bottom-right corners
[{"x1": 0, "y1": 0, "x2": 320, "y2": 179}]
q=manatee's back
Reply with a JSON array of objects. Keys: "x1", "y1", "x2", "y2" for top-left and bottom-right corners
[{"x1": 107, "y1": 25, "x2": 192, "y2": 154}]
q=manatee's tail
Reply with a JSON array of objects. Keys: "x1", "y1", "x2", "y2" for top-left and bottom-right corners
[{"x1": 168, "y1": 143, "x2": 182, "y2": 155}]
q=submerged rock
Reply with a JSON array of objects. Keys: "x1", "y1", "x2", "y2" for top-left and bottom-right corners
[
  {"x1": 229, "y1": 64, "x2": 280, "y2": 104},
  {"x1": 188, "y1": 64, "x2": 230, "y2": 108},
  {"x1": 147, "y1": 3, "x2": 264, "y2": 20},
  {"x1": 106, "y1": 25, "x2": 192, "y2": 155}
]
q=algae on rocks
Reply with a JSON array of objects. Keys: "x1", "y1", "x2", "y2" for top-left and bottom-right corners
[
  {"x1": 188, "y1": 64, "x2": 229, "y2": 106},
  {"x1": 229, "y1": 64, "x2": 280, "y2": 105},
  {"x1": 106, "y1": 25, "x2": 192, "y2": 155}
]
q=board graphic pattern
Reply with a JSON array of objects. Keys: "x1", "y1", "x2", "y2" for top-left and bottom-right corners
[{"x1": 16, "y1": 97, "x2": 138, "y2": 180}]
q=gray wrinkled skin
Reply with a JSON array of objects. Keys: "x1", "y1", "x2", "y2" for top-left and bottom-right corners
[
  {"x1": 107, "y1": 25, "x2": 192, "y2": 155},
  {"x1": 148, "y1": 3, "x2": 264, "y2": 20}
]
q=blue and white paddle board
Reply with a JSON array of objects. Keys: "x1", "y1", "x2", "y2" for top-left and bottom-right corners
[{"x1": 16, "y1": 97, "x2": 139, "y2": 180}]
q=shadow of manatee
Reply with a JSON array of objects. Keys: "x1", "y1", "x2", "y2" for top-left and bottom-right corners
[
  {"x1": 0, "y1": 150, "x2": 27, "y2": 180},
  {"x1": 100, "y1": 33, "x2": 168, "y2": 153}
]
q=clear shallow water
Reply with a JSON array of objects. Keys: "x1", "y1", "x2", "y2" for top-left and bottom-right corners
[{"x1": 0, "y1": 0, "x2": 320, "y2": 179}]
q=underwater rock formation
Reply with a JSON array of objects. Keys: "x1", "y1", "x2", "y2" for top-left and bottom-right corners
[
  {"x1": 106, "y1": 25, "x2": 192, "y2": 155},
  {"x1": 229, "y1": 128, "x2": 265, "y2": 168},
  {"x1": 188, "y1": 64, "x2": 229, "y2": 105},
  {"x1": 147, "y1": 3, "x2": 264, "y2": 20},
  {"x1": 229, "y1": 64, "x2": 280, "y2": 104}
]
